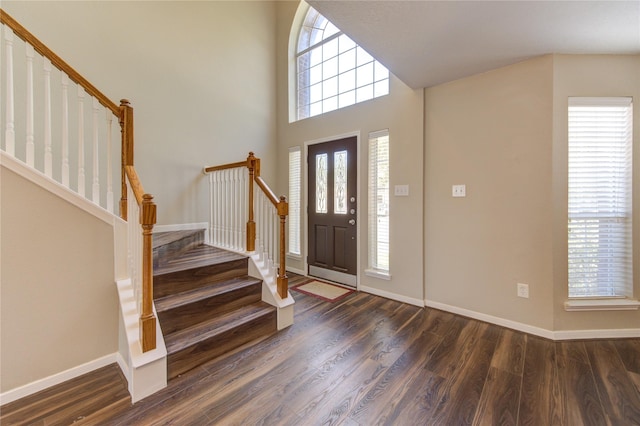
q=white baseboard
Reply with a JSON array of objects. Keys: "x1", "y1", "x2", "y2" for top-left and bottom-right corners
[
  {"x1": 154, "y1": 222, "x2": 210, "y2": 245},
  {"x1": 424, "y1": 299, "x2": 640, "y2": 340},
  {"x1": 553, "y1": 328, "x2": 640, "y2": 340},
  {"x1": 360, "y1": 285, "x2": 424, "y2": 307},
  {"x1": 286, "y1": 266, "x2": 306, "y2": 276},
  {"x1": 424, "y1": 299, "x2": 555, "y2": 339},
  {"x1": 0, "y1": 353, "x2": 118, "y2": 405}
]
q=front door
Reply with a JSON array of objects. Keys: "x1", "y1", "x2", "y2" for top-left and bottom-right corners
[{"x1": 308, "y1": 136, "x2": 357, "y2": 287}]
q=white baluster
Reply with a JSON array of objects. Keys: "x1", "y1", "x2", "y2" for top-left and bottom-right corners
[
  {"x1": 77, "y1": 86, "x2": 85, "y2": 196},
  {"x1": 4, "y1": 26, "x2": 15, "y2": 156},
  {"x1": 255, "y1": 188, "x2": 261, "y2": 258},
  {"x1": 43, "y1": 59, "x2": 53, "y2": 178},
  {"x1": 218, "y1": 171, "x2": 223, "y2": 246},
  {"x1": 61, "y1": 74, "x2": 70, "y2": 186},
  {"x1": 271, "y1": 207, "x2": 276, "y2": 267},
  {"x1": 106, "y1": 110, "x2": 114, "y2": 213},
  {"x1": 262, "y1": 195, "x2": 268, "y2": 261},
  {"x1": 225, "y1": 169, "x2": 231, "y2": 247},
  {"x1": 208, "y1": 173, "x2": 214, "y2": 244},
  {"x1": 25, "y1": 45, "x2": 35, "y2": 166},
  {"x1": 228, "y1": 169, "x2": 233, "y2": 248},
  {"x1": 241, "y1": 169, "x2": 247, "y2": 251},
  {"x1": 232, "y1": 169, "x2": 237, "y2": 249},
  {"x1": 234, "y1": 168, "x2": 241, "y2": 250},
  {"x1": 92, "y1": 98, "x2": 100, "y2": 204},
  {"x1": 213, "y1": 172, "x2": 218, "y2": 246}
]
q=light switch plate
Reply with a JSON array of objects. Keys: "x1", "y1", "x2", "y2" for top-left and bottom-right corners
[
  {"x1": 452, "y1": 184, "x2": 466, "y2": 197},
  {"x1": 394, "y1": 185, "x2": 409, "y2": 196}
]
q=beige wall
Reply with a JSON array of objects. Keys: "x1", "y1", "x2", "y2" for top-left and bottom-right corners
[
  {"x1": 276, "y1": 1, "x2": 425, "y2": 302},
  {"x1": 552, "y1": 55, "x2": 640, "y2": 331},
  {"x1": 424, "y1": 56, "x2": 555, "y2": 330},
  {"x1": 424, "y1": 54, "x2": 640, "y2": 333},
  {"x1": 1, "y1": 168, "x2": 117, "y2": 392},
  {"x1": 2, "y1": 1, "x2": 278, "y2": 226}
]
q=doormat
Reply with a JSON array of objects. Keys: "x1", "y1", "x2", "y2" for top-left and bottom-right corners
[{"x1": 291, "y1": 280, "x2": 354, "y2": 302}]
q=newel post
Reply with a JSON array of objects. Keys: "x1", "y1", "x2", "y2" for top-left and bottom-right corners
[
  {"x1": 277, "y1": 195, "x2": 289, "y2": 299},
  {"x1": 246, "y1": 152, "x2": 257, "y2": 252},
  {"x1": 119, "y1": 99, "x2": 134, "y2": 220},
  {"x1": 140, "y1": 193, "x2": 157, "y2": 352}
]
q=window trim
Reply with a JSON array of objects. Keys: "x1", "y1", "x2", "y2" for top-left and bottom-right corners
[
  {"x1": 366, "y1": 129, "x2": 390, "y2": 279},
  {"x1": 565, "y1": 96, "x2": 637, "y2": 310}
]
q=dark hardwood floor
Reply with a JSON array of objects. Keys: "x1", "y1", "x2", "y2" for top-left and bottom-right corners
[{"x1": 2, "y1": 274, "x2": 640, "y2": 425}]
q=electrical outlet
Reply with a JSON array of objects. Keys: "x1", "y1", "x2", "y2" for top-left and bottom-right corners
[
  {"x1": 517, "y1": 283, "x2": 529, "y2": 299},
  {"x1": 394, "y1": 184, "x2": 409, "y2": 196},
  {"x1": 452, "y1": 184, "x2": 466, "y2": 197}
]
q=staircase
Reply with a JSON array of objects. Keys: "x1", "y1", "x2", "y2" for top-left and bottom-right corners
[{"x1": 153, "y1": 229, "x2": 277, "y2": 379}]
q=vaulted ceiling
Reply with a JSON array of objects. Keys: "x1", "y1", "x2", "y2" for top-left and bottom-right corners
[{"x1": 307, "y1": 0, "x2": 640, "y2": 89}]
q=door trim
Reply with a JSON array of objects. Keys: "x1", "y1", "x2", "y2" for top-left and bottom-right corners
[{"x1": 303, "y1": 131, "x2": 361, "y2": 290}]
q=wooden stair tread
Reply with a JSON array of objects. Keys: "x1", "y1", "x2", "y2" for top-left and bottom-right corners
[
  {"x1": 152, "y1": 229, "x2": 205, "y2": 250},
  {"x1": 154, "y1": 245, "x2": 246, "y2": 276},
  {"x1": 164, "y1": 302, "x2": 276, "y2": 355},
  {"x1": 154, "y1": 276, "x2": 261, "y2": 313}
]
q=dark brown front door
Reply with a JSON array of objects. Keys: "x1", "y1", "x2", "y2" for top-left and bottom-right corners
[{"x1": 308, "y1": 136, "x2": 357, "y2": 287}]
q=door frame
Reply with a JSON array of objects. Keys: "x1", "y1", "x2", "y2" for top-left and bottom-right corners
[{"x1": 303, "y1": 131, "x2": 362, "y2": 290}]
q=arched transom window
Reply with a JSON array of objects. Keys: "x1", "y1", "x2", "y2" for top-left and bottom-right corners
[{"x1": 295, "y1": 6, "x2": 389, "y2": 120}]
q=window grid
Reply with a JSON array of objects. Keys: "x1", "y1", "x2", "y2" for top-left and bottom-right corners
[
  {"x1": 296, "y1": 7, "x2": 389, "y2": 120},
  {"x1": 368, "y1": 130, "x2": 390, "y2": 272},
  {"x1": 568, "y1": 97, "x2": 633, "y2": 298}
]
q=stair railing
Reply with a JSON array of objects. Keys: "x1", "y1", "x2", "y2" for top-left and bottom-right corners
[
  {"x1": 204, "y1": 152, "x2": 289, "y2": 298},
  {"x1": 1, "y1": 9, "x2": 157, "y2": 352}
]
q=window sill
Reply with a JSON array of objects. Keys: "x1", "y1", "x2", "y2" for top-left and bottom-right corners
[
  {"x1": 286, "y1": 253, "x2": 302, "y2": 260},
  {"x1": 564, "y1": 298, "x2": 640, "y2": 312},
  {"x1": 365, "y1": 269, "x2": 391, "y2": 281}
]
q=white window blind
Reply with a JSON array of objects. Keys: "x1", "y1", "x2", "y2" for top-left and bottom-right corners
[
  {"x1": 288, "y1": 147, "x2": 302, "y2": 256},
  {"x1": 368, "y1": 130, "x2": 390, "y2": 272},
  {"x1": 568, "y1": 97, "x2": 633, "y2": 298}
]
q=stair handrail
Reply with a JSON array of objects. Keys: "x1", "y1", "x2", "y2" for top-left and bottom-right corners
[
  {"x1": 1, "y1": 9, "x2": 157, "y2": 352},
  {"x1": 0, "y1": 10, "x2": 119, "y2": 115},
  {"x1": 204, "y1": 152, "x2": 289, "y2": 298}
]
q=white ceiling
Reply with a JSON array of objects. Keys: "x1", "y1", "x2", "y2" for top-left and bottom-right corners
[{"x1": 307, "y1": 0, "x2": 640, "y2": 89}]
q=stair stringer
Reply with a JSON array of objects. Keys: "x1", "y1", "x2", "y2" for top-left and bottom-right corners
[
  {"x1": 248, "y1": 253, "x2": 295, "y2": 330},
  {"x1": 115, "y1": 278, "x2": 167, "y2": 403}
]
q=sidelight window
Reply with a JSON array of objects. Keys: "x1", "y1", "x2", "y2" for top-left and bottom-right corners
[
  {"x1": 288, "y1": 147, "x2": 301, "y2": 256},
  {"x1": 367, "y1": 130, "x2": 390, "y2": 276}
]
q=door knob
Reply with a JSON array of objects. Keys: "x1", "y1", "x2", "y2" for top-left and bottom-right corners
[{"x1": 349, "y1": 219, "x2": 356, "y2": 225}]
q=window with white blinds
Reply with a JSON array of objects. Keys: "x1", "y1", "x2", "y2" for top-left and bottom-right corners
[
  {"x1": 368, "y1": 130, "x2": 390, "y2": 274},
  {"x1": 568, "y1": 97, "x2": 633, "y2": 298},
  {"x1": 288, "y1": 147, "x2": 302, "y2": 256}
]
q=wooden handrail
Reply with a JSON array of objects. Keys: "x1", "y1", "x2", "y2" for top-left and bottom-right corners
[
  {"x1": 255, "y1": 176, "x2": 279, "y2": 206},
  {"x1": 204, "y1": 160, "x2": 249, "y2": 174},
  {"x1": 0, "y1": 9, "x2": 119, "y2": 116},
  {"x1": 124, "y1": 166, "x2": 145, "y2": 205}
]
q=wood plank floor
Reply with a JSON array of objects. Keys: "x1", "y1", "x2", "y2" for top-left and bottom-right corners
[{"x1": 3, "y1": 276, "x2": 640, "y2": 425}]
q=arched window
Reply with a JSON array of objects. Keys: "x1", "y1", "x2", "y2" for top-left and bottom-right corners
[{"x1": 295, "y1": 5, "x2": 389, "y2": 120}]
